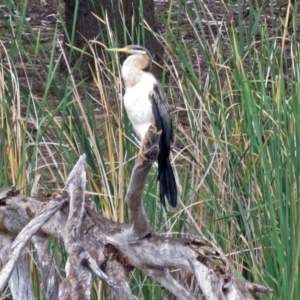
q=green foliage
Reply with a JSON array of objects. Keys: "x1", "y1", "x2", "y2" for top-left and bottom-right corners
[{"x1": 0, "y1": 0, "x2": 299, "y2": 299}]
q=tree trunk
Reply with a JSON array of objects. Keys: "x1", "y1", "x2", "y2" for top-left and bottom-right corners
[{"x1": 61, "y1": 0, "x2": 163, "y2": 78}]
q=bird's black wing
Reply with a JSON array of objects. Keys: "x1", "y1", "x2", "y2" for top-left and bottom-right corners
[
  {"x1": 150, "y1": 84, "x2": 177, "y2": 207},
  {"x1": 151, "y1": 84, "x2": 173, "y2": 144}
]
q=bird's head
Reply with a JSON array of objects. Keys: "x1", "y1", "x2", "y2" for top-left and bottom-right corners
[{"x1": 107, "y1": 45, "x2": 152, "y2": 72}]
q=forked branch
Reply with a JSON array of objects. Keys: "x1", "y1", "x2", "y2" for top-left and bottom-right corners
[{"x1": 0, "y1": 127, "x2": 272, "y2": 300}]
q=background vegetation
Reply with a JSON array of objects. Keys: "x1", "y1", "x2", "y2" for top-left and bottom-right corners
[{"x1": 0, "y1": 0, "x2": 299, "y2": 299}]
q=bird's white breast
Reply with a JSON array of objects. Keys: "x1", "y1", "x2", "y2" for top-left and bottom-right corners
[{"x1": 123, "y1": 73, "x2": 156, "y2": 141}]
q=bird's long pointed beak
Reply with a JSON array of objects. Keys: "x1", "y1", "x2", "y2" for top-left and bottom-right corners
[{"x1": 106, "y1": 47, "x2": 130, "y2": 54}]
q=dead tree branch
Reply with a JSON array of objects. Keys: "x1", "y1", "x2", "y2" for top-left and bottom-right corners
[
  {"x1": 31, "y1": 235, "x2": 60, "y2": 300},
  {"x1": 125, "y1": 126, "x2": 159, "y2": 239},
  {"x1": 0, "y1": 196, "x2": 65, "y2": 292},
  {"x1": 0, "y1": 127, "x2": 272, "y2": 300},
  {"x1": 0, "y1": 234, "x2": 35, "y2": 300},
  {"x1": 59, "y1": 154, "x2": 117, "y2": 300}
]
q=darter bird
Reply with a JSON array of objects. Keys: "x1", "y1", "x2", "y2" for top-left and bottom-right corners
[{"x1": 108, "y1": 45, "x2": 177, "y2": 207}]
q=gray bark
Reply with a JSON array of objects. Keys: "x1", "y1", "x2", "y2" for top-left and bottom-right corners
[
  {"x1": 0, "y1": 128, "x2": 272, "y2": 300},
  {"x1": 0, "y1": 197, "x2": 64, "y2": 292},
  {"x1": 0, "y1": 234, "x2": 35, "y2": 300},
  {"x1": 31, "y1": 235, "x2": 60, "y2": 300}
]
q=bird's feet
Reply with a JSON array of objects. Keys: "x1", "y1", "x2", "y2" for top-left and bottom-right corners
[
  {"x1": 138, "y1": 126, "x2": 162, "y2": 165},
  {"x1": 138, "y1": 148, "x2": 147, "y2": 166}
]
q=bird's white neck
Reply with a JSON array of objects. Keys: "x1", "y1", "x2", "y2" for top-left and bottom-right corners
[
  {"x1": 121, "y1": 54, "x2": 151, "y2": 89},
  {"x1": 121, "y1": 65, "x2": 144, "y2": 88}
]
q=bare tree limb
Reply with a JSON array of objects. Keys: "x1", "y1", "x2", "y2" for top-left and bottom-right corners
[
  {"x1": 192, "y1": 260, "x2": 225, "y2": 300},
  {"x1": 0, "y1": 233, "x2": 35, "y2": 300},
  {"x1": 59, "y1": 154, "x2": 121, "y2": 300},
  {"x1": 8, "y1": 252, "x2": 36, "y2": 300},
  {"x1": 0, "y1": 129, "x2": 273, "y2": 300},
  {"x1": 0, "y1": 197, "x2": 65, "y2": 293},
  {"x1": 105, "y1": 258, "x2": 134, "y2": 300},
  {"x1": 31, "y1": 235, "x2": 60, "y2": 300},
  {"x1": 144, "y1": 268, "x2": 197, "y2": 300},
  {"x1": 125, "y1": 126, "x2": 160, "y2": 239}
]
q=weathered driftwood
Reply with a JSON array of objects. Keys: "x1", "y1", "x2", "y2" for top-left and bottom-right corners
[
  {"x1": 0, "y1": 127, "x2": 272, "y2": 300},
  {"x1": 0, "y1": 234, "x2": 35, "y2": 300}
]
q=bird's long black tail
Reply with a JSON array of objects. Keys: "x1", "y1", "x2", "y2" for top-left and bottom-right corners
[
  {"x1": 158, "y1": 155, "x2": 177, "y2": 207},
  {"x1": 151, "y1": 84, "x2": 177, "y2": 207}
]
